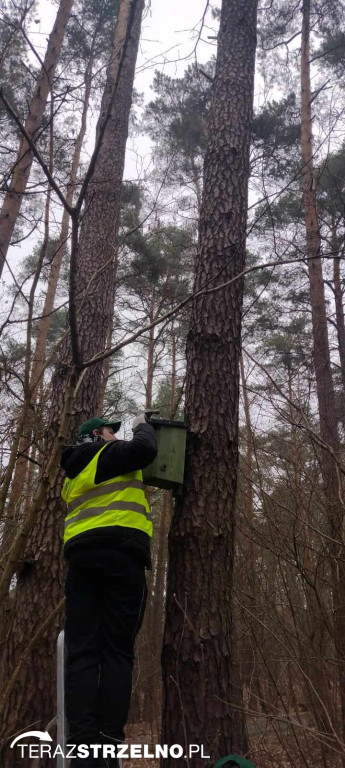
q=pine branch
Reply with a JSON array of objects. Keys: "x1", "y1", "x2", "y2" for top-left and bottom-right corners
[{"x1": 81, "y1": 252, "x2": 336, "y2": 370}]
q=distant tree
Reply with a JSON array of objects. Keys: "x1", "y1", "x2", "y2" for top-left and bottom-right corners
[
  {"x1": 0, "y1": 0, "x2": 75, "y2": 274},
  {"x1": 0, "y1": 0, "x2": 33, "y2": 143},
  {"x1": 144, "y1": 63, "x2": 214, "y2": 213},
  {"x1": 119, "y1": 221, "x2": 193, "y2": 407}
]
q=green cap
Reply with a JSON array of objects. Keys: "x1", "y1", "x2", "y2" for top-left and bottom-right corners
[{"x1": 78, "y1": 417, "x2": 121, "y2": 436}]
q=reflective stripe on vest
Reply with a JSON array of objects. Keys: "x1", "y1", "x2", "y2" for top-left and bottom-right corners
[
  {"x1": 61, "y1": 443, "x2": 152, "y2": 545},
  {"x1": 66, "y1": 479, "x2": 145, "y2": 514},
  {"x1": 65, "y1": 500, "x2": 151, "y2": 528}
]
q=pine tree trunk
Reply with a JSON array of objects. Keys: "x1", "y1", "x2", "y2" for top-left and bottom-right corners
[
  {"x1": 240, "y1": 354, "x2": 255, "y2": 585},
  {"x1": 151, "y1": 492, "x2": 171, "y2": 717},
  {"x1": 0, "y1": 0, "x2": 74, "y2": 274},
  {"x1": 141, "y1": 491, "x2": 171, "y2": 732},
  {"x1": 170, "y1": 322, "x2": 177, "y2": 415},
  {"x1": 300, "y1": 0, "x2": 338, "y2": 447},
  {"x1": 300, "y1": 0, "x2": 345, "y2": 754},
  {"x1": 30, "y1": 47, "x2": 94, "y2": 399},
  {"x1": 0, "y1": 122, "x2": 54, "y2": 528},
  {"x1": 0, "y1": 1, "x2": 145, "y2": 762},
  {"x1": 161, "y1": 1, "x2": 258, "y2": 764},
  {"x1": 0, "y1": 201, "x2": 52, "y2": 560},
  {"x1": 131, "y1": 329, "x2": 178, "y2": 730},
  {"x1": 332, "y1": 221, "x2": 345, "y2": 395},
  {"x1": 145, "y1": 290, "x2": 156, "y2": 409},
  {"x1": 239, "y1": 353, "x2": 258, "y2": 713}
]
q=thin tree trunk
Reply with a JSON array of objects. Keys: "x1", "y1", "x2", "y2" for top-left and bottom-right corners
[
  {"x1": 300, "y1": 0, "x2": 338, "y2": 447},
  {"x1": 147, "y1": 491, "x2": 171, "y2": 727},
  {"x1": 146, "y1": 291, "x2": 155, "y2": 409},
  {"x1": 301, "y1": 0, "x2": 345, "y2": 756},
  {"x1": 287, "y1": 374, "x2": 337, "y2": 764},
  {"x1": 0, "y1": 0, "x2": 74, "y2": 274},
  {"x1": 331, "y1": 220, "x2": 345, "y2": 395},
  {"x1": 170, "y1": 321, "x2": 176, "y2": 415},
  {"x1": 0, "y1": 98, "x2": 54, "y2": 524},
  {"x1": 240, "y1": 354, "x2": 255, "y2": 583},
  {"x1": 161, "y1": 1, "x2": 258, "y2": 764},
  {"x1": 30, "y1": 47, "x2": 95, "y2": 399},
  {"x1": 131, "y1": 319, "x2": 178, "y2": 729},
  {"x1": 142, "y1": 330, "x2": 178, "y2": 728},
  {"x1": 4, "y1": 49, "x2": 95, "y2": 520}
]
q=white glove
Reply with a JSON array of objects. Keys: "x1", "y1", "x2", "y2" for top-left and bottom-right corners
[{"x1": 132, "y1": 413, "x2": 146, "y2": 430}]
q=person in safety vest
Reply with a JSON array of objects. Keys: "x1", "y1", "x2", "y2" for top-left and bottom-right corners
[{"x1": 60, "y1": 413, "x2": 157, "y2": 768}]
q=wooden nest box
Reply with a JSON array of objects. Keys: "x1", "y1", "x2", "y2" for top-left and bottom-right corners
[{"x1": 143, "y1": 417, "x2": 187, "y2": 492}]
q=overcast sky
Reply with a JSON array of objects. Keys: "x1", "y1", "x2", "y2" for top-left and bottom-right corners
[
  {"x1": 35, "y1": 0, "x2": 217, "y2": 115},
  {"x1": 127, "y1": 0, "x2": 217, "y2": 177},
  {"x1": 14, "y1": 0, "x2": 218, "y2": 242},
  {"x1": 136, "y1": 0, "x2": 217, "y2": 83}
]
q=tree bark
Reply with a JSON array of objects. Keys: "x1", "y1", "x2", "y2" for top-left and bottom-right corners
[
  {"x1": 170, "y1": 321, "x2": 177, "y2": 416},
  {"x1": 332, "y1": 221, "x2": 345, "y2": 395},
  {"x1": 146, "y1": 491, "x2": 171, "y2": 730},
  {"x1": 0, "y1": 0, "x2": 74, "y2": 274},
  {"x1": 300, "y1": 0, "x2": 345, "y2": 755},
  {"x1": 300, "y1": 1, "x2": 338, "y2": 447},
  {"x1": 0, "y1": 1, "x2": 145, "y2": 762},
  {"x1": 146, "y1": 291, "x2": 156, "y2": 409},
  {"x1": 161, "y1": 1, "x2": 258, "y2": 765}
]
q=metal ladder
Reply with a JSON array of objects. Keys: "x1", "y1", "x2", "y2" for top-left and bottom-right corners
[
  {"x1": 56, "y1": 631, "x2": 122, "y2": 767},
  {"x1": 56, "y1": 630, "x2": 66, "y2": 768}
]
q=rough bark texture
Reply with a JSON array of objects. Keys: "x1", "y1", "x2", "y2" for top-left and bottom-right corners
[
  {"x1": 0, "y1": 0, "x2": 74, "y2": 274},
  {"x1": 333, "y1": 250, "x2": 345, "y2": 396},
  {"x1": 161, "y1": 1, "x2": 258, "y2": 765},
  {"x1": 300, "y1": 0, "x2": 345, "y2": 755},
  {"x1": 170, "y1": 322, "x2": 177, "y2": 415},
  {"x1": 0, "y1": 1, "x2": 145, "y2": 763},
  {"x1": 149, "y1": 492, "x2": 171, "y2": 715},
  {"x1": 146, "y1": 293, "x2": 156, "y2": 409}
]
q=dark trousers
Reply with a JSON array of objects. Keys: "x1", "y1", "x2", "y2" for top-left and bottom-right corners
[{"x1": 64, "y1": 545, "x2": 147, "y2": 745}]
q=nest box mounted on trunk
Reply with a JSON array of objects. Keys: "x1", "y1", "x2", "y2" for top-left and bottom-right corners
[{"x1": 142, "y1": 415, "x2": 187, "y2": 492}]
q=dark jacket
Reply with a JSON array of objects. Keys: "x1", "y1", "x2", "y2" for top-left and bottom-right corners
[{"x1": 60, "y1": 423, "x2": 157, "y2": 569}]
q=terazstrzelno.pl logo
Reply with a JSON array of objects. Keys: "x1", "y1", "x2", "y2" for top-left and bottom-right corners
[{"x1": 10, "y1": 731, "x2": 211, "y2": 760}]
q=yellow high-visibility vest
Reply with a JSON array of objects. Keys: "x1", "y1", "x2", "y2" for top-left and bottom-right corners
[{"x1": 62, "y1": 443, "x2": 152, "y2": 545}]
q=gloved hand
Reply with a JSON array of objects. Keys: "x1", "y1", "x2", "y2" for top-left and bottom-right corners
[{"x1": 132, "y1": 412, "x2": 147, "y2": 430}]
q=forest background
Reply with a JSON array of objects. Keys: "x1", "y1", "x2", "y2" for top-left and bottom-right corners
[{"x1": 1, "y1": 0, "x2": 345, "y2": 767}]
